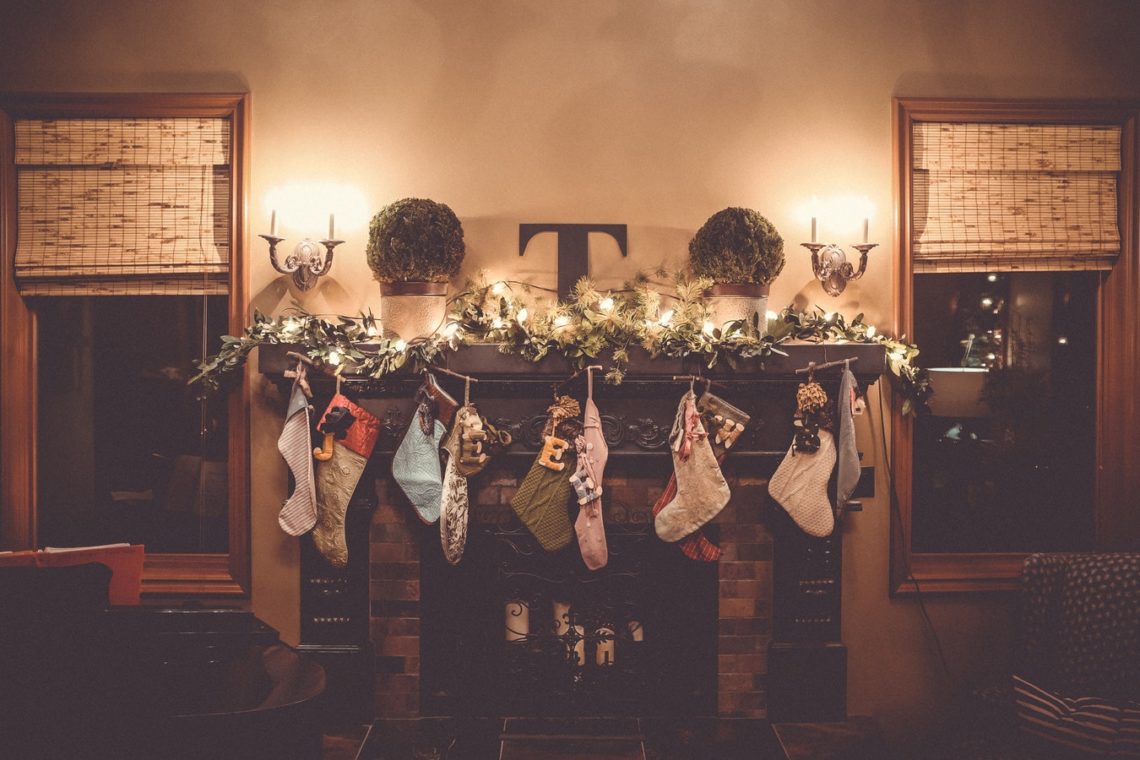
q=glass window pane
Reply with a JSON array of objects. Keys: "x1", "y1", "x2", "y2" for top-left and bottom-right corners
[
  {"x1": 36, "y1": 296, "x2": 229, "y2": 553},
  {"x1": 911, "y1": 272, "x2": 1097, "y2": 553}
]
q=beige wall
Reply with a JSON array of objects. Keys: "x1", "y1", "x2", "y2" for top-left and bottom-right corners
[{"x1": 4, "y1": 0, "x2": 1139, "y2": 747}]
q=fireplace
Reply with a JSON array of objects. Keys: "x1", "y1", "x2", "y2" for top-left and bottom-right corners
[{"x1": 263, "y1": 343, "x2": 883, "y2": 726}]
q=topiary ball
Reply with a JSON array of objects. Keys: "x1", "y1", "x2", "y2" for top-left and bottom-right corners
[
  {"x1": 366, "y1": 197, "x2": 465, "y2": 283},
  {"x1": 688, "y1": 207, "x2": 785, "y2": 285}
]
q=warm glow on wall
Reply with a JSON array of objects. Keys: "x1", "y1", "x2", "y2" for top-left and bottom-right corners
[
  {"x1": 263, "y1": 181, "x2": 370, "y2": 235},
  {"x1": 794, "y1": 194, "x2": 876, "y2": 243}
]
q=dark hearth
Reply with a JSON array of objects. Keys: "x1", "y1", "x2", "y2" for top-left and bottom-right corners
[{"x1": 419, "y1": 468, "x2": 719, "y2": 718}]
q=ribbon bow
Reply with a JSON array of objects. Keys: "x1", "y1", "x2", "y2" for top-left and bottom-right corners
[{"x1": 675, "y1": 392, "x2": 707, "y2": 461}]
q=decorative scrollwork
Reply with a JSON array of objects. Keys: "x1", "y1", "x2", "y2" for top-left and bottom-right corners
[{"x1": 626, "y1": 417, "x2": 670, "y2": 449}]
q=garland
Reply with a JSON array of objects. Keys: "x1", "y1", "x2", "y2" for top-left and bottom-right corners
[{"x1": 189, "y1": 273, "x2": 932, "y2": 415}]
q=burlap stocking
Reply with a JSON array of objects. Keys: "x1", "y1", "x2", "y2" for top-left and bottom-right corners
[
  {"x1": 654, "y1": 391, "x2": 730, "y2": 543},
  {"x1": 768, "y1": 429, "x2": 837, "y2": 537},
  {"x1": 652, "y1": 454, "x2": 728, "y2": 562},
  {"x1": 277, "y1": 366, "x2": 317, "y2": 536},
  {"x1": 312, "y1": 394, "x2": 380, "y2": 567}
]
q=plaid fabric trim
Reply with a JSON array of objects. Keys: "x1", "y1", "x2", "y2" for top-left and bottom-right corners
[
  {"x1": 1013, "y1": 674, "x2": 1140, "y2": 757},
  {"x1": 651, "y1": 455, "x2": 725, "y2": 562}
]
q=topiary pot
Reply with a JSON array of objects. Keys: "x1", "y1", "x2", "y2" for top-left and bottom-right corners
[
  {"x1": 704, "y1": 282, "x2": 770, "y2": 333},
  {"x1": 366, "y1": 198, "x2": 465, "y2": 340},
  {"x1": 378, "y1": 281, "x2": 449, "y2": 341},
  {"x1": 689, "y1": 207, "x2": 784, "y2": 336}
]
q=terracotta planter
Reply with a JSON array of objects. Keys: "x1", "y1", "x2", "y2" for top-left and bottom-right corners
[
  {"x1": 704, "y1": 282, "x2": 771, "y2": 334},
  {"x1": 378, "y1": 281, "x2": 449, "y2": 340}
]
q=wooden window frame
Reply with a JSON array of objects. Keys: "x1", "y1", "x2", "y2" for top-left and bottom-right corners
[
  {"x1": 0, "y1": 93, "x2": 250, "y2": 596},
  {"x1": 891, "y1": 98, "x2": 1140, "y2": 594}
]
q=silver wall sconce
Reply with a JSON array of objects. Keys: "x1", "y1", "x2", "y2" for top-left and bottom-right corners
[
  {"x1": 802, "y1": 217, "x2": 876, "y2": 297},
  {"x1": 260, "y1": 211, "x2": 343, "y2": 291}
]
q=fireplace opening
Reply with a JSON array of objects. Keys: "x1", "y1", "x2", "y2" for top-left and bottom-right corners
[{"x1": 419, "y1": 465, "x2": 719, "y2": 718}]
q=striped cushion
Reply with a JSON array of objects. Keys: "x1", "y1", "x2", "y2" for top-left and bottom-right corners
[{"x1": 1014, "y1": 674, "x2": 1140, "y2": 757}]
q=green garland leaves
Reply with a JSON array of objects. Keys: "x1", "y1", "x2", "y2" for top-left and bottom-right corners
[{"x1": 190, "y1": 275, "x2": 931, "y2": 415}]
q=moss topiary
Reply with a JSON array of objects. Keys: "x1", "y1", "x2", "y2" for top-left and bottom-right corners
[
  {"x1": 366, "y1": 197, "x2": 466, "y2": 283},
  {"x1": 688, "y1": 207, "x2": 785, "y2": 285}
]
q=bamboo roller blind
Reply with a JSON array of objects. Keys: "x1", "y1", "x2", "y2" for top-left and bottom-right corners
[
  {"x1": 911, "y1": 122, "x2": 1121, "y2": 273},
  {"x1": 14, "y1": 117, "x2": 231, "y2": 295}
]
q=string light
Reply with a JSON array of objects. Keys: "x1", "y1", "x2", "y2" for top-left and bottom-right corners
[
  {"x1": 327, "y1": 349, "x2": 341, "y2": 366},
  {"x1": 516, "y1": 308, "x2": 529, "y2": 325},
  {"x1": 491, "y1": 317, "x2": 505, "y2": 329},
  {"x1": 599, "y1": 296, "x2": 614, "y2": 312},
  {"x1": 986, "y1": 273, "x2": 998, "y2": 282},
  {"x1": 491, "y1": 281, "x2": 507, "y2": 296},
  {"x1": 442, "y1": 322, "x2": 460, "y2": 338},
  {"x1": 366, "y1": 322, "x2": 380, "y2": 338},
  {"x1": 702, "y1": 320, "x2": 716, "y2": 337},
  {"x1": 823, "y1": 311, "x2": 835, "y2": 321},
  {"x1": 765, "y1": 310, "x2": 779, "y2": 322},
  {"x1": 981, "y1": 297, "x2": 994, "y2": 308},
  {"x1": 553, "y1": 314, "x2": 571, "y2": 328},
  {"x1": 394, "y1": 339, "x2": 407, "y2": 352},
  {"x1": 1057, "y1": 336, "x2": 1069, "y2": 345},
  {"x1": 658, "y1": 309, "x2": 674, "y2": 327},
  {"x1": 865, "y1": 325, "x2": 877, "y2": 338}
]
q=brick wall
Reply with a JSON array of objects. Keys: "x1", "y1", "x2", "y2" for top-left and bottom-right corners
[{"x1": 369, "y1": 463, "x2": 773, "y2": 719}]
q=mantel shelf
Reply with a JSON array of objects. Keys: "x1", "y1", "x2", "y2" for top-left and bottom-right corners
[{"x1": 258, "y1": 342, "x2": 887, "y2": 391}]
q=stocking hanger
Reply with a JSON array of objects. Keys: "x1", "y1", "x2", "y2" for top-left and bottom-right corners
[
  {"x1": 672, "y1": 374, "x2": 726, "y2": 394},
  {"x1": 554, "y1": 364, "x2": 605, "y2": 395},
  {"x1": 794, "y1": 356, "x2": 858, "y2": 377}
]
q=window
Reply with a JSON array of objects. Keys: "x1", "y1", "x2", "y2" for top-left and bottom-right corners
[
  {"x1": 1, "y1": 94, "x2": 249, "y2": 595},
  {"x1": 891, "y1": 99, "x2": 1139, "y2": 593}
]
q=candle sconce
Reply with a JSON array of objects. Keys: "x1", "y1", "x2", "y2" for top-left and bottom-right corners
[
  {"x1": 260, "y1": 234, "x2": 343, "y2": 292},
  {"x1": 802, "y1": 242, "x2": 877, "y2": 297}
]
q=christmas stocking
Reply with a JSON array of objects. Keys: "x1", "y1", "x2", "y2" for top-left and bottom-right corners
[
  {"x1": 312, "y1": 394, "x2": 380, "y2": 567},
  {"x1": 439, "y1": 454, "x2": 469, "y2": 565},
  {"x1": 573, "y1": 375, "x2": 609, "y2": 570},
  {"x1": 655, "y1": 390, "x2": 730, "y2": 543},
  {"x1": 391, "y1": 395, "x2": 446, "y2": 524},
  {"x1": 510, "y1": 396, "x2": 579, "y2": 552},
  {"x1": 835, "y1": 365, "x2": 861, "y2": 517},
  {"x1": 652, "y1": 461, "x2": 725, "y2": 561},
  {"x1": 277, "y1": 365, "x2": 317, "y2": 536},
  {"x1": 768, "y1": 429, "x2": 837, "y2": 537}
]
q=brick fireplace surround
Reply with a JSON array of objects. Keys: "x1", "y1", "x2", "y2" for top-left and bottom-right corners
[
  {"x1": 266, "y1": 342, "x2": 883, "y2": 732},
  {"x1": 369, "y1": 464, "x2": 773, "y2": 720}
]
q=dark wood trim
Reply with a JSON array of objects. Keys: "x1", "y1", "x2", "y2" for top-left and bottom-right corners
[
  {"x1": 0, "y1": 93, "x2": 251, "y2": 596},
  {"x1": 891, "y1": 98, "x2": 1140, "y2": 595},
  {"x1": 0, "y1": 106, "x2": 37, "y2": 550}
]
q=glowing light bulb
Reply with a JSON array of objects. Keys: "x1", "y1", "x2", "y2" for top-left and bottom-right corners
[
  {"x1": 702, "y1": 320, "x2": 715, "y2": 336},
  {"x1": 658, "y1": 309, "x2": 674, "y2": 327},
  {"x1": 599, "y1": 296, "x2": 614, "y2": 312},
  {"x1": 824, "y1": 311, "x2": 835, "y2": 321},
  {"x1": 981, "y1": 297, "x2": 994, "y2": 308},
  {"x1": 394, "y1": 339, "x2": 407, "y2": 352},
  {"x1": 491, "y1": 317, "x2": 505, "y2": 329},
  {"x1": 327, "y1": 350, "x2": 341, "y2": 366},
  {"x1": 985, "y1": 352, "x2": 996, "y2": 361},
  {"x1": 366, "y1": 322, "x2": 380, "y2": 338},
  {"x1": 553, "y1": 314, "x2": 571, "y2": 328},
  {"x1": 765, "y1": 310, "x2": 779, "y2": 322},
  {"x1": 516, "y1": 308, "x2": 529, "y2": 325},
  {"x1": 986, "y1": 273, "x2": 998, "y2": 283},
  {"x1": 865, "y1": 325, "x2": 877, "y2": 339},
  {"x1": 1057, "y1": 336, "x2": 1069, "y2": 345},
  {"x1": 442, "y1": 322, "x2": 460, "y2": 338},
  {"x1": 281, "y1": 316, "x2": 299, "y2": 335},
  {"x1": 491, "y1": 281, "x2": 507, "y2": 296}
]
